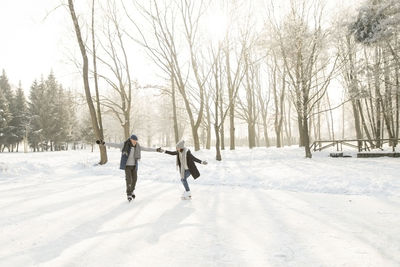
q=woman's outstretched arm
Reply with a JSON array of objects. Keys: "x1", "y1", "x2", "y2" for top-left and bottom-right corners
[{"x1": 164, "y1": 150, "x2": 178, "y2": 155}]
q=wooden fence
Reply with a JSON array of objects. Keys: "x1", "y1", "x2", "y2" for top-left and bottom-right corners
[{"x1": 310, "y1": 139, "x2": 400, "y2": 152}]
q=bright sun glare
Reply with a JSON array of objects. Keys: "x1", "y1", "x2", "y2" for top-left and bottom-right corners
[{"x1": 206, "y1": 12, "x2": 229, "y2": 42}]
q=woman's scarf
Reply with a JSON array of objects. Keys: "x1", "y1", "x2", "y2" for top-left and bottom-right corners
[{"x1": 178, "y1": 148, "x2": 188, "y2": 178}]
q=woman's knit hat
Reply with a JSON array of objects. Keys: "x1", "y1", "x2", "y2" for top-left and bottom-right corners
[{"x1": 176, "y1": 140, "x2": 185, "y2": 149}]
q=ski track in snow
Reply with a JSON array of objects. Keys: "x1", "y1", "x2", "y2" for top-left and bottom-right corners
[{"x1": 0, "y1": 147, "x2": 399, "y2": 267}]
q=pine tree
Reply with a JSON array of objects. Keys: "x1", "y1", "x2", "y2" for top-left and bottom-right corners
[
  {"x1": 28, "y1": 79, "x2": 45, "y2": 151},
  {"x1": 64, "y1": 90, "x2": 78, "y2": 149},
  {"x1": 0, "y1": 70, "x2": 14, "y2": 150},
  {"x1": 43, "y1": 72, "x2": 59, "y2": 151},
  {"x1": 11, "y1": 83, "x2": 29, "y2": 151},
  {"x1": 80, "y1": 114, "x2": 95, "y2": 151},
  {"x1": 0, "y1": 70, "x2": 13, "y2": 101},
  {"x1": 350, "y1": 0, "x2": 400, "y2": 45},
  {"x1": 52, "y1": 84, "x2": 69, "y2": 150},
  {"x1": 0, "y1": 89, "x2": 12, "y2": 151},
  {"x1": 27, "y1": 72, "x2": 78, "y2": 151}
]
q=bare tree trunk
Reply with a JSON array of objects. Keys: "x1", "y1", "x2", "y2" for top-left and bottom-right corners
[
  {"x1": 214, "y1": 59, "x2": 222, "y2": 160},
  {"x1": 91, "y1": 0, "x2": 108, "y2": 160},
  {"x1": 206, "y1": 96, "x2": 211, "y2": 150},
  {"x1": 382, "y1": 48, "x2": 394, "y2": 144},
  {"x1": 215, "y1": 125, "x2": 222, "y2": 160},
  {"x1": 68, "y1": 0, "x2": 107, "y2": 164},
  {"x1": 326, "y1": 91, "x2": 335, "y2": 140},
  {"x1": 315, "y1": 100, "x2": 321, "y2": 142},
  {"x1": 220, "y1": 91, "x2": 225, "y2": 150},
  {"x1": 272, "y1": 65, "x2": 281, "y2": 147},
  {"x1": 283, "y1": 100, "x2": 292, "y2": 146},
  {"x1": 351, "y1": 100, "x2": 363, "y2": 143},
  {"x1": 272, "y1": 64, "x2": 285, "y2": 148},
  {"x1": 396, "y1": 67, "x2": 400, "y2": 146},
  {"x1": 303, "y1": 117, "x2": 312, "y2": 158},
  {"x1": 262, "y1": 116, "x2": 270, "y2": 147},
  {"x1": 245, "y1": 63, "x2": 256, "y2": 149},
  {"x1": 226, "y1": 51, "x2": 236, "y2": 150},
  {"x1": 357, "y1": 100, "x2": 374, "y2": 144},
  {"x1": 374, "y1": 47, "x2": 382, "y2": 147},
  {"x1": 339, "y1": 32, "x2": 358, "y2": 143},
  {"x1": 171, "y1": 74, "x2": 179, "y2": 144},
  {"x1": 297, "y1": 114, "x2": 305, "y2": 147}
]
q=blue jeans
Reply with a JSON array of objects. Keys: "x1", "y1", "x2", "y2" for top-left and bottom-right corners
[{"x1": 181, "y1": 170, "x2": 191, "y2": 191}]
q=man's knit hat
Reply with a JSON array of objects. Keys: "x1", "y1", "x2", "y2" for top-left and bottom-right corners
[
  {"x1": 130, "y1": 134, "x2": 138, "y2": 141},
  {"x1": 176, "y1": 140, "x2": 185, "y2": 149}
]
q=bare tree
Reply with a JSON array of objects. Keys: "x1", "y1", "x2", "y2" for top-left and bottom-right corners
[
  {"x1": 123, "y1": 0, "x2": 208, "y2": 150},
  {"x1": 67, "y1": 0, "x2": 107, "y2": 164},
  {"x1": 266, "y1": 52, "x2": 286, "y2": 147},
  {"x1": 268, "y1": 0, "x2": 338, "y2": 158},
  {"x1": 256, "y1": 68, "x2": 272, "y2": 147},
  {"x1": 92, "y1": 0, "x2": 135, "y2": 140},
  {"x1": 209, "y1": 46, "x2": 239, "y2": 160},
  {"x1": 237, "y1": 51, "x2": 260, "y2": 149},
  {"x1": 348, "y1": 0, "x2": 400, "y2": 148}
]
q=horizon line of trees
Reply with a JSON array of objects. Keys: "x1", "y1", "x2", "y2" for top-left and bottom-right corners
[
  {"x1": 0, "y1": 69, "x2": 95, "y2": 152},
  {"x1": 2, "y1": 0, "x2": 400, "y2": 161}
]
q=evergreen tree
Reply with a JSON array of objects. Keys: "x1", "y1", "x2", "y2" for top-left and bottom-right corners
[
  {"x1": 27, "y1": 72, "x2": 78, "y2": 151},
  {"x1": 80, "y1": 114, "x2": 95, "y2": 151},
  {"x1": 10, "y1": 83, "x2": 29, "y2": 151},
  {"x1": 28, "y1": 79, "x2": 45, "y2": 151},
  {"x1": 43, "y1": 72, "x2": 59, "y2": 150},
  {"x1": 0, "y1": 70, "x2": 14, "y2": 150},
  {"x1": 52, "y1": 84, "x2": 69, "y2": 150},
  {"x1": 64, "y1": 90, "x2": 79, "y2": 149},
  {"x1": 0, "y1": 70, "x2": 13, "y2": 101},
  {"x1": 0, "y1": 89, "x2": 12, "y2": 151},
  {"x1": 350, "y1": 0, "x2": 400, "y2": 45}
]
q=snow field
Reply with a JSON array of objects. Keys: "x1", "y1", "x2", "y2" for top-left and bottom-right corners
[{"x1": 0, "y1": 147, "x2": 399, "y2": 266}]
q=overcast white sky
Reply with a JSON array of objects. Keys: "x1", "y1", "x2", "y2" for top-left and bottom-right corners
[
  {"x1": 0, "y1": 0, "x2": 72, "y2": 90},
  {"x1": 0, "y1": 0, "x2": 363, "y2": 94},
  {"x1": 0, "y1": 0, "x2": 157, "y2": 93}
]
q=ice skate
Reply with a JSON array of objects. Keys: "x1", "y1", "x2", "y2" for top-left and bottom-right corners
[{"x1": 181, "y1": 190, "x2": 192, "y2": 200}]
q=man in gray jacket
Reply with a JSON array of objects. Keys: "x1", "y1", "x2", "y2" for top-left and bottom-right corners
[{"x1": 105, "y1": 134, "x2": 160, "y2": 202}]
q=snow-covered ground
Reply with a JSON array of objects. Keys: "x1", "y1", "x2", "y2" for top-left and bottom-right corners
[{"x1": 0, "y1": 147, "x2": 399, "y2": 267}]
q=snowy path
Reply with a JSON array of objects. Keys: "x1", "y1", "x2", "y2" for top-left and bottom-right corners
[{"x1": 0, "y1": 148, "x2": 399, "y2": 266}]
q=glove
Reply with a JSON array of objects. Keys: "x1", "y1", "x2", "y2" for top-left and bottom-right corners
[
  {"x1": 96, "y1": 140, "x2": 100, "y2": 144},
  {"x1": 95, "y1": 140, "x2": 105, "y2": 145},
  {"x1": 157, "y1": 147, "x2": 165, "y2": 153},
  {"x1": 201, "y1": 160, "x2": 208, "y2": 165}
]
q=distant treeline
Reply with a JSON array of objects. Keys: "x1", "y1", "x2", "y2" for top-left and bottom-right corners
[{"x1": 0, "y1": 70, "x2": 94, "y2": 152}]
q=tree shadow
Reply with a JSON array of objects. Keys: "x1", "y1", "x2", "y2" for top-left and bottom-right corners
[{"x1": 146, "y1": 200, "x2": 196, "y2": 244}]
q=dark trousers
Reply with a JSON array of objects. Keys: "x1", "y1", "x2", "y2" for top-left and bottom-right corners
[{"x1": 125, "y1": 165, "x2": 137, "y2": 196}]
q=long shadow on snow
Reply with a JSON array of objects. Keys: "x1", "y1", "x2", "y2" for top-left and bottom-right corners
[
  {"x1": 0, "y1": 168, "x2": 117, "y2": 194},
  {"x1": 0, "y1": 183, "x2": 171, "y2": 265},
  {"x1": 0, "y1": 177, "x2": 117, "y2": 210},
  {"x1": 266, "y1": 191, "x2": 400, "y2": 265},
  {"x1": 146, "y1": 200, "x2": 196, "y2": 244},
  {"x1": 251, "y1": 189, "x2": 322, "y2": 265},
  {"x1": 95, "y1": 200, "x2": 198, "y2": 245},
  {"x1": 254, "y1": 190, "x2": 399, "y2": 265},
  {"x1": 0, "y1": 185, "x2": 121, "y2": 226},
  {"x1": 192, "y1": 186, "x2": 248, "y2": 266}
]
